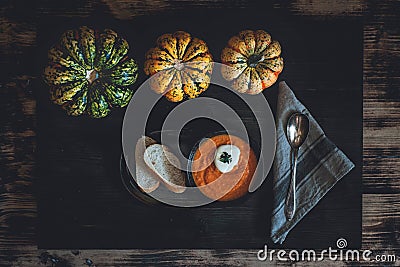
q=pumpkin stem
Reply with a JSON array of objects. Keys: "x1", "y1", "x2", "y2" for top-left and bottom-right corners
[
  {"x1": 247, "y1": 54, "x2": 264, "y2": 68},
  {"x1": 173, "y1": 59, "x2": 184, "y2": 71},
  {"x1": 86, "y1": 69, "x2": 98, "y2": 84}
]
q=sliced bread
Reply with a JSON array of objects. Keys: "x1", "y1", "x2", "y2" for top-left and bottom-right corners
[
  {"x1": 144, "y1": 144, "x2": 186, "y2": 193},
  {"x1": 135, "y1": 136, "x2": 159, "y2": 193}
]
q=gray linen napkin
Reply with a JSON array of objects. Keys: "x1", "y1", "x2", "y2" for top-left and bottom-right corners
[{"x1": 271, "y1": 81, "x2": 355, "y2": 244}]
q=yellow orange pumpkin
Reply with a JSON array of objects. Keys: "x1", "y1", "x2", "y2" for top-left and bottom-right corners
[
  {"x1": 221, "y1": 30, "x2": 283, "y2": 94},
  {"x1": 144, "y1": 31, "x2": 213, "y2": 102}
]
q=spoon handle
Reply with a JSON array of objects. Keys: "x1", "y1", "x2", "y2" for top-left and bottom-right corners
[{"x1": 285, "y1": 148, "x2": 298, "y2": 221}]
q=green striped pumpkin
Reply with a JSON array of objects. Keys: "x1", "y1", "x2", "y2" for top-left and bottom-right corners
[{"x1": 44, "y1": 26, "x2": 138, "y2": 118}]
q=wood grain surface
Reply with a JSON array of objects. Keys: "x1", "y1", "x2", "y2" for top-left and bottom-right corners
[{"x1": 0, "y1": 0, "x2": 399, "y2": 266}]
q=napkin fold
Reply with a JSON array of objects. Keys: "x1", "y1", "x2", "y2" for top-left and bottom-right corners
[{"x1": 271, "y1": 81, "x2": 355, "y2": 244}]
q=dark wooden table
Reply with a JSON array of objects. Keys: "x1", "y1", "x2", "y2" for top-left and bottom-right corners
[{"x1": 0, "y1": 0, "x2": 399, "y2": 266}]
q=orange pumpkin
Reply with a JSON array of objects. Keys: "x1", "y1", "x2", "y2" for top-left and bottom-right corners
[
  {"x1": 144, "y1": 31, "x2": 213, "y2": 102},
  {"x1": 221, "y1": 30, "x2": 283, "y2": 94}
]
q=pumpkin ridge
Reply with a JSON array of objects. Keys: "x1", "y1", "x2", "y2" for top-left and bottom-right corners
[
  {"x1": 181, "y1": 67, "x2": 211, "y2": 95},
  {"x1": 231, "y1": 67, "x2": 251, "y2": 93},
  {"x1": 226, "y1": 45, "x2": 248, "y2": 58},
  {"x1": 258, "y1": 56, "x2": 284, "y2": 73},
  {"x1": 258, "y1": 40, "x2": 279, "y2": 55},
  {"x1": 145, "y1": 47, "x2": 173, "y2": 62},
  {"x1": 256, "y1": 64, "x2": 279, "y2": 89},
  {"x1": 229, "y1": 67, "x2": 250, "y2": 85},
  {"x1": 238, "y1": 30, "x2": 256, "y2": 55},
  {"x1": 61, "y1": 29, "x2": 88, "y2": 69},
  {"x1": 144, "y1": 59, "x2": 175, "y2": 76},
  {"x1": 164, "y1": 71, "x2": 184, "y2": 102},
  {"x1": 222, "y1": 59, "x2": 247, "y2": 65},
  {"x1": 48, "y1": 46, "x2": 86, "y2": 73},
  {"x1": 44, "y1": 65, "x2": 86, "y2": 85},
  {"x1": 182, "y1": 71, "x2": 211, "y2": 88},
  {"x1": 254, "y1": 30, "x2": 272, "y2": 54},
  {"x1": 182, "y1": 37, "x2": 209, "y2": 62},
  {"x1": 261, "y1": 40, "x2": 281, "y2": 59},
  {"x1": 51, "y1": 80, "x2": 87, "y2": 104},
  {"x1": 50, "y1": 79, "x2": 86, "y2": 92},
  {"x1": 67, "y1": 82, "x2": 89, "y2": 100},
  {"x1": 183, "y1": 65, "x2": 212, "y2": 77},
  {"x1": 57, "y1": 43, "x2": 74, "y2": 61},
  {"x1": 157, "y1": 46, "x2": 176, "y2": 61},
  {"x1": 72, "y1": 31, "x2": 91, "y2": 69},
  {"x1": 174, "y1": 31, "x2": 192, "y2": 60},
  {"x1": 166, "y1": 70, "x2": 181, "y2": 92},
  {"x1": 56, "y1": 47, "x2": 82, "y2": 71},
  {"x1": 87, "y1": 81, "x2": 110, "y2": 118},
  {"x1": 180, "y1": 36, "x2": 196, "y2": 61},
  {"x1": 149, "y1": 68, "x2": 176, "y2": 94},
  {"x1": 184, "y1": 52, "x2": 213, "y2": 62},
  {"x1": 183, "y1": 54, "x2": 213, "y2": 73},
  {"x1": 62, "y1": 85, "x2": 89, "y2": 116},
  {"x1": 101, "y1": 80, "x2": 132, "y2": 107},
  {"x1": 103, "y1": 36, "x2": 129, "y2": 69},
  {"x1": 78, "y1": 26, "x2": 96, "y2": 69},
  {"x1": 220, "y1": 47, "x2": 247, "y2": 69},
  {"x1": 181, "y1": 70, "x2": 198, "y2": 98},
  {"x1": 46, "y1": 61, "x2": 86, "y2": 80},
  {"x1": 156, "y1": 33, "x2": 178, "y2": 59},
  {"x1": 95, "y1": 29, "x2": 118, "y2": 69},
  {"x1": 103, "y1": 68, "x2": 138, "y2": 87},
  {"x1": 248, "y1": 68, "x2": 263, "y2": 94}
]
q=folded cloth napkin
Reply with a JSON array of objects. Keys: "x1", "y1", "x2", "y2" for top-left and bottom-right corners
[{"x1": 271, "y1": 81, "x2": 355, "y2": 244}]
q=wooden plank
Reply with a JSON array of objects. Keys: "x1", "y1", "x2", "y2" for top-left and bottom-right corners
[
  {"x1": 363, "y1": 194, "x2": 400, "y2": 250},
  {"x1": 290, "y1": 0, "x2": 366, "y2": 16},
  {"x1": 0, "y1": 80, "x2": 37, "y2": 259},
  {"x1": 362, "y1": 3, "x2": 400, "y2": 193},
  {"x1": 1, "y1": 191, "x2": 397, "y2": 266}
]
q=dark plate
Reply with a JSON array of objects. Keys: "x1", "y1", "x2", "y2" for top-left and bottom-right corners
[{"x1": 121, "y1": 127, "x2": 266, "y2": 206}]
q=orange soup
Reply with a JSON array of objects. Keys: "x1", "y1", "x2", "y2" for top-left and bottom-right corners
[{"x1": 191, "y1": 134, "x2": 257, "y2": 201}]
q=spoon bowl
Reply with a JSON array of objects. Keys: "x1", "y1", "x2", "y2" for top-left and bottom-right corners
[{"x1": 286, "y1": 113, "x2": 310, "y2": 149}]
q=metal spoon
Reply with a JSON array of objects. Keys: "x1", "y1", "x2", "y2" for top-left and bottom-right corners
[{"x1": 285, "y1": 113, "x2": 309, "y2": 221}]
